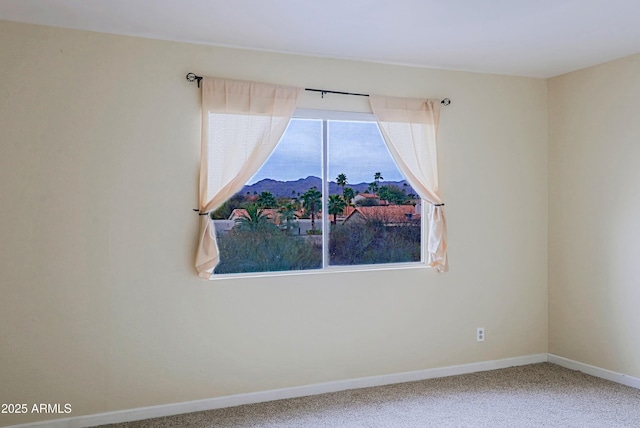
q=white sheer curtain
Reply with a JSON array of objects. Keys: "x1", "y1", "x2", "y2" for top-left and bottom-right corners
[
  {"x1": 369, "y1": 95, "x2": 448, "y2": 272},
  {"x1": 196, "y1": 78, "x2": 302, "y2": 278}
]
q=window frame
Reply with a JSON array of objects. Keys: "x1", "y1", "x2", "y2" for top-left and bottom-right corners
[{"x1": 212, "y1": 108, "x2": 429, "y2": 279}]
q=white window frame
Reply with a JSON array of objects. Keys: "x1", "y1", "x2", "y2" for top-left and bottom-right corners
[{"x1": 213, "y1": 108, "x2": 429, "y2": 279}]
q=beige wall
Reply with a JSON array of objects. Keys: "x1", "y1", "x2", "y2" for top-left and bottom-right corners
[
  {"x1": 548, "y1": 55, "x2": 640, "y2": 378},
  {"x1": 0, "y1": 21, "x2": 548, "y2": 426}
]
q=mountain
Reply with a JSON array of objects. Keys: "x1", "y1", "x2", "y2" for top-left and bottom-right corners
[{"x1": 239, "y1": 176, "x2": 416, "y2": 198}]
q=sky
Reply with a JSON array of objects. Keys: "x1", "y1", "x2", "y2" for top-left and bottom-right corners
[{"x1": 247, "y1": 118, "x2": 405, "y2": 185}]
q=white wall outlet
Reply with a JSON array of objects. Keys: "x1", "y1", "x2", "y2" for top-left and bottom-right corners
[{"x1": 477, "y1": 327, "x2": 485, "y2": 342}]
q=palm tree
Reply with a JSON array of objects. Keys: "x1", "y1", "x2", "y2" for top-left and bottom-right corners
[
  {"x1": 336, "y1": 173, "x2": 347, "y2": 194},
  {"x1": 279, "y1": 202, "x2": 297, "y2": 233},
  {"x1": 302, "y1": 187, "x2": 322, "y2": 233},
  {"x1": 374, "y1": 171, "x2": 383, "y2": 187},
  {"x1": 342, "y1": 187, "x2": 355, "y2": 206},
  {"x1": 235, "y1": 204, "x2": 270, "y2": 231},
  {"x1": 328, "y1": 194, "x2": 347, "y2": 225}
]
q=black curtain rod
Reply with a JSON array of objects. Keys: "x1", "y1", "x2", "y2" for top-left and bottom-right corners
[
  {"x1": 186, "y1": 73, "x2": 451, "y2": 105},
  {"x1": 305, "y1": 88, "x2": 369, "y2": 97},
  {"x1": 306, "y1": 88, "x2": 451, "y2": 106}
]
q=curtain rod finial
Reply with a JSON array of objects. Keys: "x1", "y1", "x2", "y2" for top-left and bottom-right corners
[{"x1": 186, "y1": 72, "x2": 203, "y2": 88}]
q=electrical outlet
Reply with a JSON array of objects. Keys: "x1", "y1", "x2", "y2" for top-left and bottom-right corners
[{"x1": 477, "y1": 327, "x2": 485, "y2": 342}]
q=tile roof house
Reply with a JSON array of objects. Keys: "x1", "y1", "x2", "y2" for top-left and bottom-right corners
[{"x1": 343, "y1": 205, "x2": 421, "y2": 225}]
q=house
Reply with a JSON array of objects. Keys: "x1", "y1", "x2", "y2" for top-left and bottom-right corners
[
  {"x1": 228, "y1": 208, "x2": 317, "y2": 234},
  {"x1": 2, "y1": 3, "x2": 640, "y2": 427},
  {"x1": 343, "y1": 205, "x2": 420, "y2": 226}
]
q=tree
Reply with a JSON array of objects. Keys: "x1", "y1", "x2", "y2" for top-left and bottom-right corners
[
  {"x1": 279, "y1": 202, "x2": 298, "y2": 233},
  {"x1": 336, "y1": 173, "x2": 348, "y2": 194},
  {"x1": 368, "y1": 181, "x2": 379, "y2": 194},
  {"x1": 328, "y1": 194, "x2": 347, "y2": 225},
  {"x1": 302, "y1": 187, "x2": 322, "y2": 232},
  {"x1": 257, "y1": 191, "x2": 277, "y2": 208},
  {"x1": 234, "y1": 204, "x2": 271, "y2": 231},
  {"x1": 374, "y1": 172, "x2": 384, "y2": 184},
  {"x1": 342, "y1": 187, "x2": 355, "y2": 206},
  {"x1": 378, "y1": 185, "x2": 407, "y2": 205}
]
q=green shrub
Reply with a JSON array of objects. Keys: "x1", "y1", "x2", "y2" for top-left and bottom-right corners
[
  {"x1": 329, "y1": 220, "x2": 420, "y2": 265},
  {"x1": 215, "y1": 227, "x2": 322, "y2": 274}
]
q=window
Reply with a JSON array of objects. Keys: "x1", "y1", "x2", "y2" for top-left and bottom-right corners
[
  {"x1": 195, "y1": 79, "x2": 446, "y2": 278},
  {"x1": 211, "y1": 110, "x2": 424, "y2": 276}
]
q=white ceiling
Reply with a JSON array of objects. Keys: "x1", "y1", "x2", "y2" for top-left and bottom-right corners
[{"x1": 1, "y1": 0, "x2": 640, "y2": 78}]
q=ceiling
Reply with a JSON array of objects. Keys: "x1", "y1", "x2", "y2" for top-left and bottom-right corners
[{"x1": 1, "y1": 0, "x2": 640, "y2": 78}]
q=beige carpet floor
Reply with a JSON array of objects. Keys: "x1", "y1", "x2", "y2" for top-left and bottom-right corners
[{"x1": 100, "y1": 363, "x2": 640, "y2": 427}]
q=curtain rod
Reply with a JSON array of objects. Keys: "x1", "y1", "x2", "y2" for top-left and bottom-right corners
[
  {"x1": 305, "y1": 88, "x2": 451, "y2": 105},
  {"x1": 185, "y1": 73, "x2": 451, "y2": 106}
]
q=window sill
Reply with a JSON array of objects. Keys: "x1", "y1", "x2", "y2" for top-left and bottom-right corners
[{"x1": 209, "y1": 262, "x2": 432, "y2": 281}]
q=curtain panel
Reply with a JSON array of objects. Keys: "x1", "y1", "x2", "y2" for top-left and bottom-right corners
[
  {"x1": 369, "y1": 96, "x2": 448, "y2": 272},
  {"x1": 196, "y1": 78, "x2": 302, "y2": 278}
]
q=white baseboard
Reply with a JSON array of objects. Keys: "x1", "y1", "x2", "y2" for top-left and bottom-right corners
[
  {"x1": 547, "y1": 354, "x2": 640, "y2": 390},
  {"x1": 9, "y1": 354, "x2": 640, "y2": 428},
  {"x1": 5, "y1": 354, "x2": 546, "y2": 428}
]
